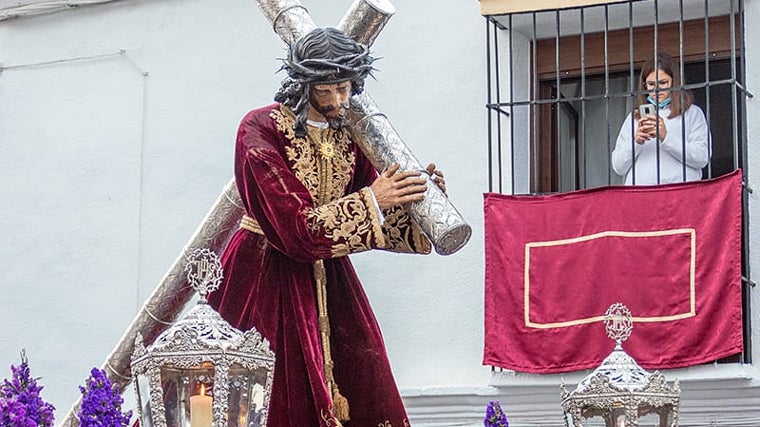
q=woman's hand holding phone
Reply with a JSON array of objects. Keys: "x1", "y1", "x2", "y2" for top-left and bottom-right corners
[
  {"x1": 635, "y1": 105, "x2": 667, "y2": 143},
  {"x1": 635, "y1": 117, "x2": 655, "y2": 144}
]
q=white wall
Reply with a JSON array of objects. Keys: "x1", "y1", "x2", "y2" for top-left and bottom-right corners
[
  {"x1": 496, "y1": 28, "x2": 532, "y2": 195},
  {"x1": 745, "y1": 0, "x2": 760, "y2": 369},
  {"x1": 0, "y1": 0, "x2": 490, "y2": 423}
]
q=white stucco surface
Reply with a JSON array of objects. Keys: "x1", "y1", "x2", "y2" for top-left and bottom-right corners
[
  {"x1": 745, "y1": 0, "x2": 760, "y2": 369},
  {"x1": 0, "y1": 0, "x2": 490, "y2": 422}
]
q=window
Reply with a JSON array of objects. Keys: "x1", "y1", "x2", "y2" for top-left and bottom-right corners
[{"x1": 485, "y1": 0, "x2": 751, "y2": 362}]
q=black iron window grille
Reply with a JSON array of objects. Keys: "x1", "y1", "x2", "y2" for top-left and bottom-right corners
[{"x1": 484, "y1": 0, "x2": 753, "y2": 363}]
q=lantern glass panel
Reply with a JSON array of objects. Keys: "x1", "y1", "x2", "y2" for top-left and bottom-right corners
[
  {"x1": 637, "y1": 413, "x2": 660, "y2": 427},
  {"x1": 159, "y1": 363, "x2": 215, "y2": 427},
  {"x1": 227, "y1": 365, "x2": 269, "y2": 427},
  {"x1": 134, "y1": 374, "x2": 153, "y2": 427},
  {"x1": 609, "y1": 406, "x2": 626, "y2": 427},
  {"x1": 636, "y1": 410, "x2": 672, "y2": 427}
]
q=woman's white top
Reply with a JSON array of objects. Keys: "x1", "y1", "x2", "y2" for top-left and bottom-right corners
[{"x1": 611, "y1": 104, "x2": 711, "y2": 185}]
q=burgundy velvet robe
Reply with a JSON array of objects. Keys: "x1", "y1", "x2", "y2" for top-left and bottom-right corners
[{"x1": 208, "y1": 103, "x2": 431, "y2": 427}]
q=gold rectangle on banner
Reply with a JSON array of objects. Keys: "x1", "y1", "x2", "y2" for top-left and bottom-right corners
[{"x1": 523, "y1": 229, "x2": 696, "y2": 329}]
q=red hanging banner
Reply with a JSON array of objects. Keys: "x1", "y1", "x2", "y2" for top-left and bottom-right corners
[{"x1": 483, "y1": 170, "x2": 743, "y2": 373}]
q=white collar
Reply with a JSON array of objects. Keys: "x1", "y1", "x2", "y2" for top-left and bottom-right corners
[{"x1": 306, "y1": 119, "x2": 329, "y2": 129}]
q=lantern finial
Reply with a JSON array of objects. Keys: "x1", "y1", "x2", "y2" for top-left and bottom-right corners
[
  {"x1": 185, "y1": 248, "x2": 223, "y2": 302},
  {"x1": 560, "y1": 303, "x2": 680, "y2": 427},
  {"x1": 604, "y1": 303, "x2": 633, "y2": 347}
]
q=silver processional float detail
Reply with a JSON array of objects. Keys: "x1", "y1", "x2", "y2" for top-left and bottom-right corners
[
  {"x1": 130, "y1": 249, "x2": 275, "y2": 427},
  {"x1": 560, "y1": 304, "x2": 681, "y2": 427},
  {"x1": 59, "y1": 1, "x2": 470, "y2": 424}
]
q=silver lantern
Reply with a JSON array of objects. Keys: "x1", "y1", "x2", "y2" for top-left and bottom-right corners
[
  {"x1": 131, "y1": 248, "x2": 275, "y2": 427},
  {"x1": 560, "y1": 304, "x2": 681, "y2": 427}
]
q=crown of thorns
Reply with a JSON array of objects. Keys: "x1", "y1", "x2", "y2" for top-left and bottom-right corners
[{"x1": 280, "y1": 39, "x2": 375, "y2": 84}]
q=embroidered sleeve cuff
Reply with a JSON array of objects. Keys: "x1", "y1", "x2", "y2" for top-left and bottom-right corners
[
  {"x1": 360, "y1": 187, "x2": 387, "y2": 249},
  {"x1": 365, "y1": 186, "x2": 386, "y2": 225},
  {"x1": 306, "y1": 190, "x2": 387, "y2": 257},
  {"x1": 379, "y1": 205, "x2": 432, "y2": 254}
]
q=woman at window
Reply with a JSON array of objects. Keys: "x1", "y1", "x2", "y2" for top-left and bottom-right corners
[{"x1": 612, "y1": 52, "x2": 711, "y2": 185}]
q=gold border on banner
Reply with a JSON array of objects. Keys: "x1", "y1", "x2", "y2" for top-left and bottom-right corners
[
  {"x1": 480, "y1": 0, "x2": 628, "y2": 16},
  {"x1": 523, "y1": 229, "x2": 696, "y2": 329}
]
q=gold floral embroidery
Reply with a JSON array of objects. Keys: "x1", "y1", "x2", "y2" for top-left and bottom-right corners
[
  {"x1": 270, "y1": 106, "x2": 354, "y2": 205},
  {"x1": 321, "y1": 409, "x2": 342, "y2": 427},
  {"x1": 271, "y1": 106, "x2": 383, "y2": 256},
  {"x1": 376, "y1": 419, "x2": 411, "y2": 427},
  {"x1": 380, "y1": 206, "x2": 432, "y2": 254},
  {"x1": 306, "y1": 189, "x2": 384, "y2": 257}
]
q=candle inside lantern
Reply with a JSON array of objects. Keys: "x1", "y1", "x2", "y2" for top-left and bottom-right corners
[{"x1": 190, "y1": 384, "x2": 212, "y2": 427}]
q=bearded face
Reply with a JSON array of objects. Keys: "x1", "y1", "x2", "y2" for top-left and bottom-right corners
[{"x1": 307, "y1": 81, "x2": 352, "y2": 129}]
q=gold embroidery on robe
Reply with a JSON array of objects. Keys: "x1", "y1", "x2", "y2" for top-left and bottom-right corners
[
  {"x1": 306, "y1": 189, "x2": 380, "y2": 256},
  {"x1": 380, "y1": 206, "x2": 432, "y2": 254},
  {"x1": 271, "y1": 106, "x2": 384, "y2": 256},
  {"x1": 361, "y1": 188, "x2": 387, "y2": 247},
  {"x1": 376, "y1": 419, "x2": 411, "y2": 427},
  {"x1": 321, "y1": 409, "x2": 342, "y2": 427},
  {"x1": 271, "y1": 107, "x2": 354, "y2": 204}
]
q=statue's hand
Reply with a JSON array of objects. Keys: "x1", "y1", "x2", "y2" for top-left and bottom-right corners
[
  {"x1": 425, "y1": 163, "x2": 447, "y2": 196},
  {"x1": 371, "y1": 163, "x2": 427, "y2": 210}
]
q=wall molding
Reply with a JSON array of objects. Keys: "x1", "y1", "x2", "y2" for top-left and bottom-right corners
[{"x1": 404, "y1": 365, "x2": 760, "y2": 426}]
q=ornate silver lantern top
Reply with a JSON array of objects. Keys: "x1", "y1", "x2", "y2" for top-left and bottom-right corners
[
  {"x1": 560, "y1": 304, "x2": 681, "y2": 427},
  {"x1": 131, "y1": 248, "x2": 275, "y2": 427}
]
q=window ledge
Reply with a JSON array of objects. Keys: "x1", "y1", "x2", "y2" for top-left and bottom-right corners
[
  {"x1": 402, "y1": 365, "x2": 760, "y2": 426},
  {"x1": 489, "y1": 362, "x2": 760, "y2": 386}
]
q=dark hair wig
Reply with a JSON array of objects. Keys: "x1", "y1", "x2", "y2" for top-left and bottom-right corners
[{"x1": 274, "y1": 27, "x2": 375, "y2": 136}]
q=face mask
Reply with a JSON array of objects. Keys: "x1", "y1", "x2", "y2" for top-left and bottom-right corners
[{"x1": 647, "y1": 96, "x2": 671, "y2": 109}]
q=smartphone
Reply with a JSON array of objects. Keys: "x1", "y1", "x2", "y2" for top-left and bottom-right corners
[{"x1": 639, "y1": 104, "x2": 656, "y2": 118}]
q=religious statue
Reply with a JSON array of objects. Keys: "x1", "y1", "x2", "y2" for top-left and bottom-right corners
[{"x1": 208, "y1": 26, "x2": 446, "y2": 427}]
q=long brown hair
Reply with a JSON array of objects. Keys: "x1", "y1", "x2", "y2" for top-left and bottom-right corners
[{"x1": 633, "y1": 52, "x2": 693, "y2": 119}]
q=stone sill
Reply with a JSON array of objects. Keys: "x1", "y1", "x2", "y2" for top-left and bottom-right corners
[{"x1": 402, "y1": 364, "x2": 760, "y2": 426}]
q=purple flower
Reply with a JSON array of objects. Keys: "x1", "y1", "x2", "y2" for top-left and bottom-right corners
[
  {"x1": 0, "y1": 351, "x2": 56, "y2": 427},
  {"x1": 77, "y1": 368, "x2": 132, "y2": 427},
  {"x1": 484, "y1": 400, "x2": 509, "y2": 427}
]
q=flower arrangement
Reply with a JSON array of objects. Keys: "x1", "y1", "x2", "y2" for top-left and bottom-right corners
[
  {"x1": 77, "y1": 368, "x2": 132, "y2": 427},
  {"x1": 484, "y1": 400, "x2": 509, "y2": 427},
  {"x1": 0, "y1": 351, "x2": 55, "y2": 427}
]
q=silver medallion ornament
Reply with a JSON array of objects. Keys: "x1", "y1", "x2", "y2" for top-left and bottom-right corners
[
  {"x1": 603, "y1": 303, "x2": 633, "y2": 344},
  {"x1": 131, "y1": 249, "x2": 275, "y2": 427},
  {"x1": 561, "y1": 304, "x2": 680, "y2": 427},
  {"x1": 184, "y1": 248, "x2": 224, "y2": 301}
]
